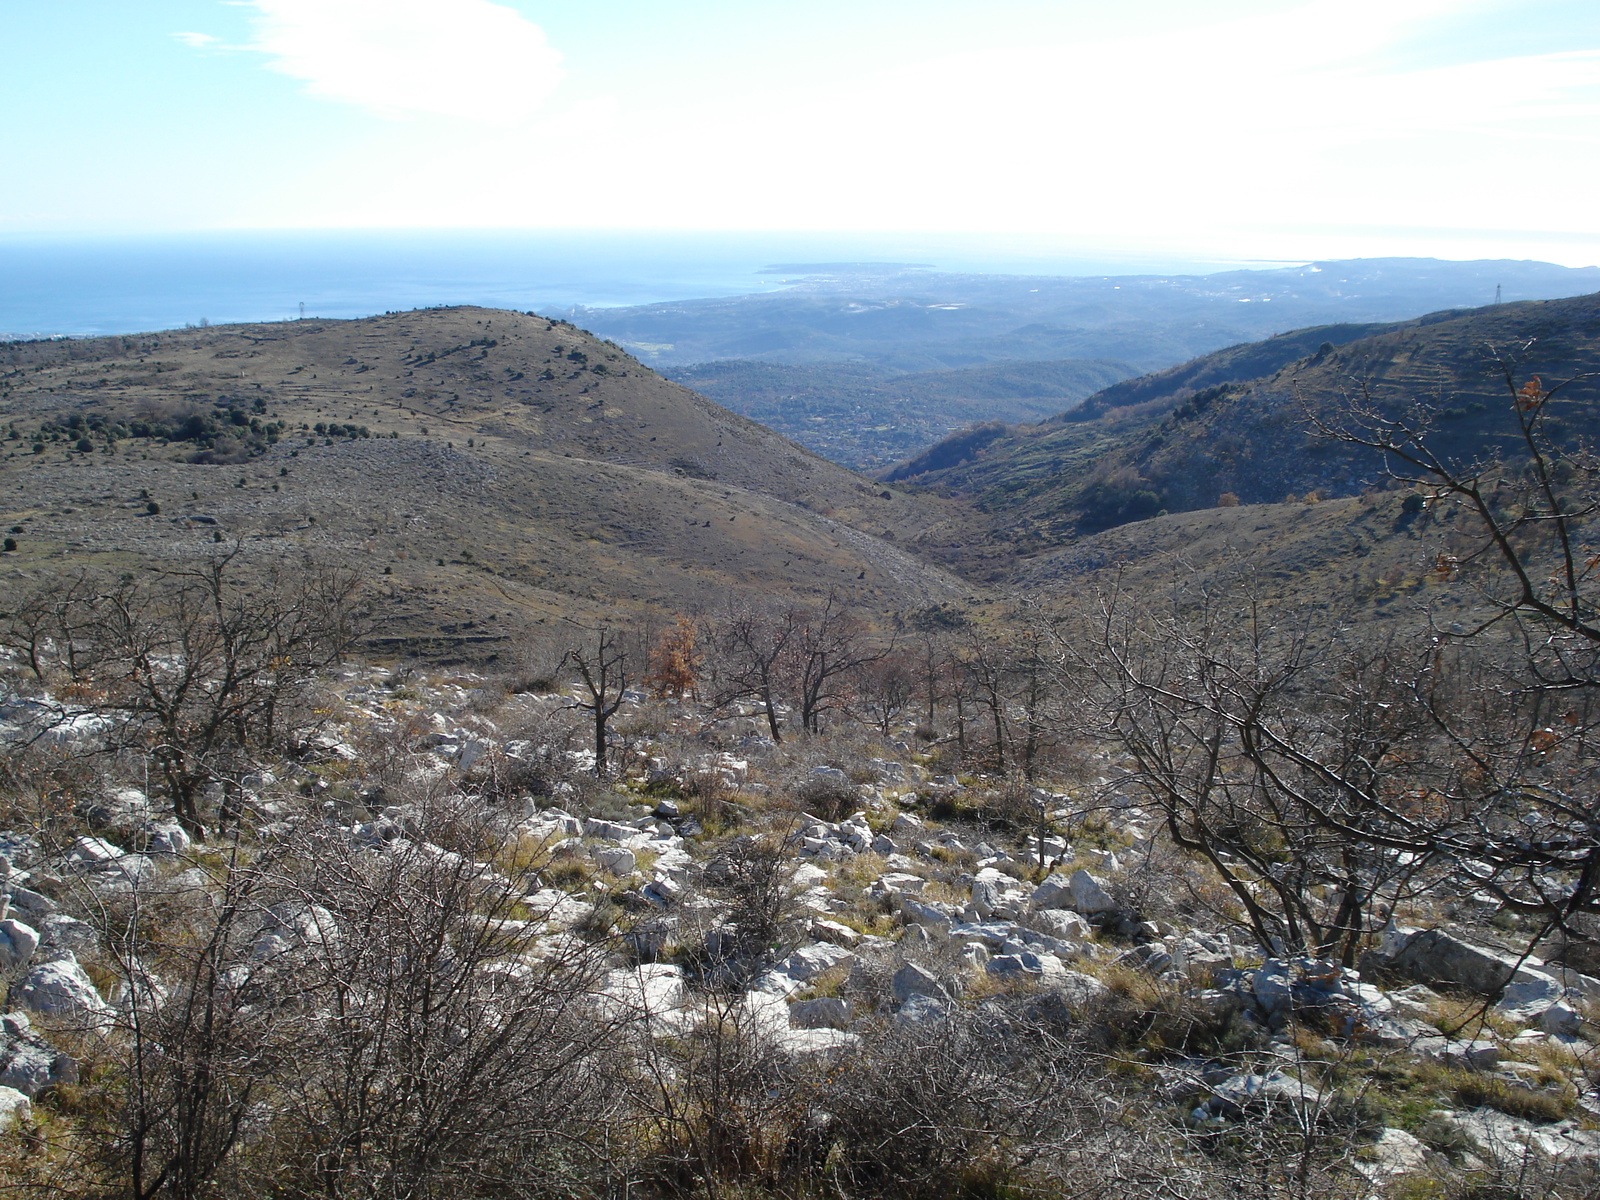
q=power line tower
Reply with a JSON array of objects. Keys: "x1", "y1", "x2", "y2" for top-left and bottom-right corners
[{"x1": 1495, "y1": 284, "x2": 1502, "y2": 305}]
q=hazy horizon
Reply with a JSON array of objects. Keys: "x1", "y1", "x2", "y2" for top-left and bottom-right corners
[{"x1": 8, "y1": 226, "x2": 1598, "y2": 342}]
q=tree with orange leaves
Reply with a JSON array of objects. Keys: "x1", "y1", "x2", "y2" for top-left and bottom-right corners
[{"x1": 644, "y1": 615, "x2": 700, "y2": 700}]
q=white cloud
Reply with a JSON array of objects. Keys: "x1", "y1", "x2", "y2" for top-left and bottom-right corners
[
  {"x1": 172, "y1": 31, "x2": 222, "y2": 49},
  {"x1": 239, "y1": 0, "x2": 564, "y2": 122},
  {"x1": 217, "y1": 0, "x2": 1600, "y2": 256}
]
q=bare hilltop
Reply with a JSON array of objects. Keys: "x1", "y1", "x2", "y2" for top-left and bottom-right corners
[{"x1": 0, "y1": 307, "x2": 971, "y2": 655}]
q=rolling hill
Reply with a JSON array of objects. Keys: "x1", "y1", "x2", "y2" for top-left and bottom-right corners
[{"x1": 0, "y1": 308, "x2": 973, "y2": 658}]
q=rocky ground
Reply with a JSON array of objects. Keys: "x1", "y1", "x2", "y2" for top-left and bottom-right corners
[{"x1": 1, "y1": 662, "x2": 1597, "y2": 1197}]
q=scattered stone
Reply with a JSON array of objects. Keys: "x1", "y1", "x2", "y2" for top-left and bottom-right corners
[
  {"x1": 899, "y1": 895, "x2": 954, "y2": 935},
  {"x1": 1029, "y1": 874, "x2": 1076, "y2": 911},
  {"x1": 894, "y1": 992, "x2": 951, "y2": 1024},
  {"x1": 582, "y1": 817, "x2": 639, "y2": 843},
  {"x1": 602, "y1": 964, "x2": 688, "y2": 1026},
  {"x1": 987, "y1": 952, "x2": 1067, "y2": 982},
  {"x1": 0, "y1": 833, "x2": 42, "y2": 870},
  {"x1": 1386, "y1": 983, "x2": 1443, "y2": 1022},
  {"x1": 145, "y1": 821, "x2": 191, "y2": 855},
  {"x1": 778, "y1": 942, "x2": 855, "y2": 983},
  {"x1": 37, "y1": 913, "x2": 97, "y2": 955},
  {"x1": 892, "y1": 961, "x2": 948, "y2": 1003},
  {"x1": 789, "y1": 997, "x2": 852, "y2": 1030},
  {"x1": 947, "y1": 921, "x2": 1016, "y2": 949},
  {"x1": 1538, "y1": 1001, "x2": 1583, "y2": 1036},
  {"x1": 1117, "y1": 942, "x2": 1174, "y2": 975},
  {"x1": 878, "y1": 872, "x2": 925, "y2": 896},
  {"x1": 641, "y1": 878, "x2": 682, "y2": 907},
  {"x1": 771, "y1": 1027, "x2": 860, "y2": 1060},
  {"x1": 1435, "y1": 1107, "x2": 1600, "y2": 1169},
  {"x1": 592, "y1": 846, "x2": 636, "y2": 875},
  {"x1": 1357, "y1": 1128, "x2": 1436, "y2": 1183},
  {"x1": 1023, "y1": 909, "x2": 1092, "y2": 941},
  {"x1": 0, "y1": 1087, "x2": 29, "y2": 1125},
  {"x1": 69, "y1": 836, "x2": 126, "y2": 866},
  {"x1": 3, "y1": 887, "x2": 56, "y2": 922},
  {"x1": 808, "y1": 918, "x2": 861, "y2": 946},
  {"x1": 1198, "y1": 1071, "x2": 1326, "y2": 1121}
]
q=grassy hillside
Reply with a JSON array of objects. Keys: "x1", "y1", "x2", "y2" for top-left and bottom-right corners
[
  {"x1": 0, "y1": 308, "x2": 974, "y2": 657},
  {"x1": 666, "y1": 357, "x2": 1135, "y2": 470}
]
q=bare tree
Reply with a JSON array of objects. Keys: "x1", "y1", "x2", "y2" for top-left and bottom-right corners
[
  {"x1": 707, "y1": 603, "x2": 800, "y2": 743},
  {"x1": 0, "y1": 552, "x2": 365, "y2": 838},
  {"x1": 1065, "y1": 365, "x2": 1600, "y2": 961},
  {"x1": 792, "y1": 594, "x2": 886, "y2": 736},
  {"x1": 562, "y1": 623, "x2": 631, "y2": 776},
  {"x1": 855, "y1": 648, "x2": 917, "y2": 738}
]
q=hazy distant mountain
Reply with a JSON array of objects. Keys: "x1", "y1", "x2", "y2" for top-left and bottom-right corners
[
  {"x1": 574, "y1": 258, "x2": 1600, "y2": 375},
  {"x1": 886, "y1": 291, "x2": 1600, "y2": 577}
]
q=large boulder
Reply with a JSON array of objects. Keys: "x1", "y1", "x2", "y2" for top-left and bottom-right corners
[
  {"x1": 892, "y1": 961, "x2": 949, "y2": 1003},
  {"x1": 1371, "y1": 928, "x2": 1568, "y2": 1025},
  {"x1": 986, "y1": 952, "x2": 1067, "y2": 982},
  {"x1": 1373, "y1": 927, "x2": 1547, "y2": 996},
  {"x1": 0, "y1": 1013, "x2": 78, "y2": 1095},
  {"x1": 789, "y1": 997, "x2": 852, "y2": 1030},
  {"x1": 0, "y1": 920, "x2": 39, "y2": 973},
  {"x1": 1066, "y1": 869, "x2": 1119, "y2": 915},
  {"x1": 13, "y1": 958, "x2": 111, "y2": 1020},
  {"x1": 1023, "y1": 909, "x2": 1092, "y2": 942}
]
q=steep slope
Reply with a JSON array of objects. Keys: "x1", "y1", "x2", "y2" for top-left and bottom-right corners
[
  {"x1": 665, "y1": 356, "x2": 1136, "y2": 470},
  {"x1": 0, "y1": 308, "x2": 972, "y2": 655},
  {"x1": 889, "y1": 293, "x2": 1600, "y2": 577}
]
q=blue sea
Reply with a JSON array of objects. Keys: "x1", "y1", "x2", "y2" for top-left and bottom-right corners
[{"x1": 0, "y1": 228, "x2": 1264, "y2": 340}]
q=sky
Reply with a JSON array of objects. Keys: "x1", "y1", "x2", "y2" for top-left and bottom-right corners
[{"x1": 3, "y1": 0, "x2": 1599, "y2": 264}]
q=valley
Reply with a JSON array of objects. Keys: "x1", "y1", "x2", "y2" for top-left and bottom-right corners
[
  {"x1": 2, "y1": 262, "x2": 1599, "y2": 1200},
  {"x1": 576, "y1": 257, "x2": 1600, "y2": 471}
]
